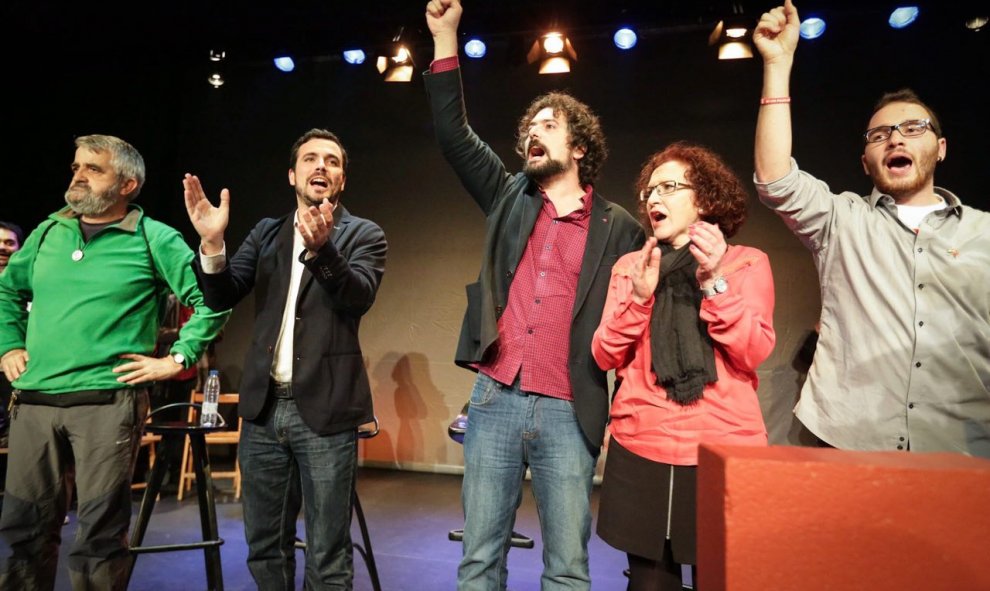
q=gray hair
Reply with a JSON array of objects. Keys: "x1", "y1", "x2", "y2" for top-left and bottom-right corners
[{"x1": 74, "y1": 134, "x2": 146, "y2": 199}]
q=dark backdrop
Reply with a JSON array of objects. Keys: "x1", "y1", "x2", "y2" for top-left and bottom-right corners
[{"x1": 4, "y1": 1, "x2": 987, "y2": 455}]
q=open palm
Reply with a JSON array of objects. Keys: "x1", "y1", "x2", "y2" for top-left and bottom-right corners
[{"x1": 182, "y1": 173, "x2": 229, "y2": 245}]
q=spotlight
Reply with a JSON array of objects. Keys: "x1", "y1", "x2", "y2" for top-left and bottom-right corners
[
  {"x1": 343, "y1": 49, "x2": 366, "y2": 64},
  {"x1": 613, "y1": 27, "x2": 638, "y2": 50},
  {"x1": 376, "y1": 28, "x2": 415, "y2": 82},
  {"x1": 889, "y1": 7, "x2": 919, "y2": 29},
  {"x1": 209, "y1": 48, "x2": 226, "y2": 62},
  {"x1": 207, "y1": 73, "x2": 224, "y2": 88},
  {"x1": 964, "y1": 16, "x2": 988, "y2": 31},
  {"x1": 464, "y1": 38, "x2": 487, "y2": 59},
  {"x1": 708, "y1": 18, "x2": 753, "y2": 60},
  {"x1": 527, "y1": 31, "x2": 577, "y2": 74},
  {"x1": 800, "y1": 17, "x2": 827, "y2": 39},
  {"x1": 274, "y1": 56, "x2": 295, "y2": 73}
]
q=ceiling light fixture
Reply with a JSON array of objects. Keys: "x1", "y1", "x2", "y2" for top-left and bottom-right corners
[
  {"x1": 376, "y1": 27, "x2": 415, "y2": 82},
  {"x1": 708, "y1": 4, "x2": 754, "y2": 60},
  {"x1": 527, "y1": 31, "x2": 577, "y2": 74}
]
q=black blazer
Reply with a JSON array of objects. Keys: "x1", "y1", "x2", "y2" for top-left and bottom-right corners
[
  {"x1": 424, "y1": 68, "x2": 646, "y2": 447},
  {"x1": 193, "y1": 206, "x2": 387, "y2": 435}
]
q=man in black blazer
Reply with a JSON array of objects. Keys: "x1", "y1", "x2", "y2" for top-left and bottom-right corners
[
  {"x1": 425, "y1": 1, "x2": 645, "y2": 588},
  {"x1": 183, "y1": 128, "x2": 387, "y2": 590}
]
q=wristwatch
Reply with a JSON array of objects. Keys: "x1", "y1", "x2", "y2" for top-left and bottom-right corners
[
  {"x1": 171, "y1": 352, "x2": 186, "y2": 367},
  {"x1": 701, "y1": 276, "x2": 728, "y2": 298}
]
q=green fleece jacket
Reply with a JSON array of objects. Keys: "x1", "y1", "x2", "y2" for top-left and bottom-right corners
[{"x1": 0, "y1": 205, "x2": 229, "y2": 394}]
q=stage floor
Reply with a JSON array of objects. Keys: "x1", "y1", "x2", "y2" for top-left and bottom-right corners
[{"x1": 56, "y1": 466, "x2": 633, "y2": 590}]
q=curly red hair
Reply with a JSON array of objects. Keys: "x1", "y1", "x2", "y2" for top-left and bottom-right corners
[{"x1": 634, "y1": 142, "x2": 748, "y2": 238}]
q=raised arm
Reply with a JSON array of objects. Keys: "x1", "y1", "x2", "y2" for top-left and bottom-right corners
[
  {"x1": 426, "y1": 0, "x2": 461, "y2": 61},
  {"x1": 754, "y1": 0, "x2": 800, "y2": 183},
  {"x1": 424, "y1": 0, "x2": 516, "y2": 215},
  {"x1": 183, "y1": 173, "x2": 229, "y2": 257}
]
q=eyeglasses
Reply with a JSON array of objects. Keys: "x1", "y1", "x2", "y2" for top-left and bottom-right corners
[
  {"x1": 638, "y1": 180, "x2": 693, "y2": 203},
  {"x1": 863, "y1": 118, "x2": 936, "y2": 144}
]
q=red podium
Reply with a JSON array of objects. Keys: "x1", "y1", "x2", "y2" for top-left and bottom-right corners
[{"x1": 697, "y1": 444, "x2": 990, "y2": 591}]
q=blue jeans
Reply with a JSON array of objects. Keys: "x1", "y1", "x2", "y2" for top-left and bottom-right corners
[
  {"x1": 458, "y1": 373, "x2": 598, "y2": 591},
  {"x1": 239, "y1": 398, "x2": 357, "y2": 590}
]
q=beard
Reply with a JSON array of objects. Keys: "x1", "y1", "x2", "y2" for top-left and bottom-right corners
[
  {"x1": 64, "y1": 182, "x2": 121, "y2": 216},
  {"x1": 296, "y1": 181, "x2": 343, "y2": 209},
  {"x1": 523, "y1": 155, "x2": 570, "y2": 183},
  {"x1": 871, "y1": 146, "x2": 938, "y2": 198}
]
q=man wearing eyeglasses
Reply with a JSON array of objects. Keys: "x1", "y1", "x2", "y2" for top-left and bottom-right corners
[{"x1": 752, "y1": 0, "x2": 990, "y2": 458}]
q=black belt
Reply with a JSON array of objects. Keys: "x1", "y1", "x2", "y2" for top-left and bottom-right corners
[{"x1": 270, "y1": 380, "x2": 293, "y2": 399}]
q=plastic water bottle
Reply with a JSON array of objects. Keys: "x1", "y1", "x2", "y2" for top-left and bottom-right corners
[{"x1": 200, "y1": 370, "x2": 221, "y2": 427}]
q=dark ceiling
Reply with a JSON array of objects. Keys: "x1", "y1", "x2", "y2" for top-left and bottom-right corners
[{"x1": 9, "y1": 0, "x2": 975, "y2": 68}]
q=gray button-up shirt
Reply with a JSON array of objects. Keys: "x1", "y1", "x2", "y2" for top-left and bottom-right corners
[{"x1": 755, "y1": 159, "x2": 990, "y2": 457}]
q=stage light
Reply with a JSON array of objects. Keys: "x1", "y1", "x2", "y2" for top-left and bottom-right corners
[
  {"x1": 709, "y1": 19, "x2": 753, "y2": 60},
  {"x1": 800, "y1": 17, "x2": 827, "y2": 39},
  {"x1": 274, "y1": 56, "x2": 295, "y2": 72},
  {"x1": 343, "y1": 49, "x2": 366, "y2": 65},
  {"x1": 527, "y1": 31, "x2": 577, "y2": 74},
  {"x1": 207, "y1": 49, "x2": 226, "y2": 88},
  {"x1": 464, "y1": 38, "x2": 487, "y2": 59},
  {"x1": 376, "y1": 28, "x2": 415, "y2": 82},
  {"x1": 964, "y1": 16, "x2": 988, "y2": 31},
  {"x1": 613, "y1": 27, "x2": 638, "y2": 50},
  {"x1": 889, "y1": 7, "x2": 919, "y2": 29}
]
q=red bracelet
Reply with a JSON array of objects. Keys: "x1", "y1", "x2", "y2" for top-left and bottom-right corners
[{"x1": 760, "y1": 96, "x2": 791, "y2": 105}]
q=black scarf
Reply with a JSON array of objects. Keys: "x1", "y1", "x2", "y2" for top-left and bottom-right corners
[{"x1": 649, "y1": 244, "x2": 718, "y2": 405}]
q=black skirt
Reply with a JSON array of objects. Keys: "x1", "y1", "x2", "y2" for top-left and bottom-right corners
[{"x1": 596, "y1": 436, "x2": 697, "y2": 564}]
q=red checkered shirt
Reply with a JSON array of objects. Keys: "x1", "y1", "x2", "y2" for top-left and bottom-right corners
[{"x1": 478, "y1": 189, "x2": 593, "y2": 400}]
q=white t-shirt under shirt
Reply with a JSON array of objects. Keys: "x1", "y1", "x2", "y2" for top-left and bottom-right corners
[{"x1": 895, "y1": 196, "x2": 946, "y2": 232}]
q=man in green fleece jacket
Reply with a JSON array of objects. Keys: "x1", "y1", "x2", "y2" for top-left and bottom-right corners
[{"x1": 0, "y1": 134, "x2": 229, "y2": 590}]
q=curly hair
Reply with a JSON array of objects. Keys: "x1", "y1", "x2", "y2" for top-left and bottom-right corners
[
  {"x1": 514, "y1": 92, "x2": 607, "y2": 187},
  {"x1": 634, "y1": 142, "x2": 748, "y2": 238}
]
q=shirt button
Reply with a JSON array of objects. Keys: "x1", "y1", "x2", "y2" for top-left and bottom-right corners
[
  {"x1": 915, "y1": 361, "x2": 922, "y2": 368},
  {"x1": 908, "y1": 403, "x2": 915, "y2": 409},
  {"x1": 535, "y1": 299, "x2": 541, "y2": 304},
  {"x1": 917, "y1": 247, "x2": 923, "y2": 253},
  {"x1": 527, "y1": 328, "x2": 534, "y2": 334},
  {"x1": 918, "y1": 284, "x2": 924, "y2": 289},
  {"x1": 545, "y1": 245, "x2": 551, "y2": 250},
  {"x1": 899, "y1": 436, "x2": 905, "y2": 442},
  {"x1": 897, "y1": 445, "x2": 904, "y2": 450},
  {"x1": 506, "y1": 271, "x2": 513, "y2": 278},
  {"x1": 918, "y1": 321, "x2": 924, "y2": 327},
  {"x1": 539, "y1": 271, "x2": 546, "y2": 277}
]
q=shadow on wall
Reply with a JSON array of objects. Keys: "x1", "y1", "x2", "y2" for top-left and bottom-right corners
[{"x1": 368, "y1": 352, "x2": 453, "y2": 469}]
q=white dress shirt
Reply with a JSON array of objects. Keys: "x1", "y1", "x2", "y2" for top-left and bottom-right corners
[{"x1": 201, "y1": 212, "x2": 306, "y2": 382}]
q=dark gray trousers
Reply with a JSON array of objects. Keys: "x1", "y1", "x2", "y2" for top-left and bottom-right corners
[{"x1": 0, "y1": 389, "x2": 149, "y2": 591}]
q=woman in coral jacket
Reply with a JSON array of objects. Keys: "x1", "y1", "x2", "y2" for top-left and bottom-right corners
[{"x1": 592, "y1": 142, "x2": 776, "y2": 591}]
